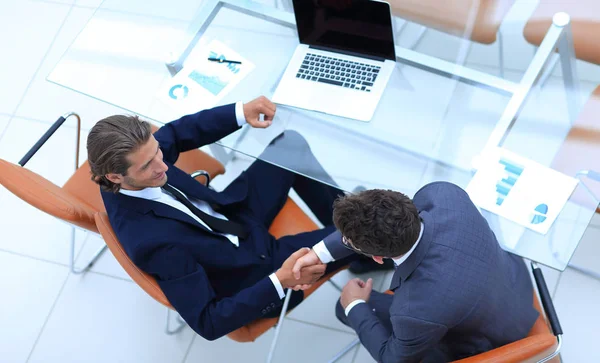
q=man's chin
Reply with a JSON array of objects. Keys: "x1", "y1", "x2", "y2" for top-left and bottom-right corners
[{"x1": 157, "y1": 175, "x2": 168, "y2": 187}]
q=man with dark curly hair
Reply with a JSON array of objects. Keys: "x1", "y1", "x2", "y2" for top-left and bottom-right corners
[{"x1": 293, "y1": 182, "x2": 538, "y2": 362}]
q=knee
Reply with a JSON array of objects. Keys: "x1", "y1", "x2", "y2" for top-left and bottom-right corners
[{"x1": 280, "y1": 130, "x2": 309, "y2": 149}]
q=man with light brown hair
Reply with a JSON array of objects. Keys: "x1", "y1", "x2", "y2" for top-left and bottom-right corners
[{"x1": 87, "y1": 96, "x2": 364, "y2": 340}]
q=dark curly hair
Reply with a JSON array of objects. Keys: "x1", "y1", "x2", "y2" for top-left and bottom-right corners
[
  {"x1": 87, "y1": 115, "x2": 152, "y2": 193},
  {"x1": 332, "y1": 189, "x2": 421, "y2": 257}
]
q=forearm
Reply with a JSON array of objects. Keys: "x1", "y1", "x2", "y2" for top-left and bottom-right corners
[
  {"x1": 348, "y1": 309, "x2": 448, "y2": 363},
  {"x1": 156, "y1": 103, "x2": 241, "y2": 161},
  {"x1": 347, "y1": 303, "x2": 397, "y2": 362},
  {"x1": 320, "y1": 230, "x2": 354, "y2": 261}
]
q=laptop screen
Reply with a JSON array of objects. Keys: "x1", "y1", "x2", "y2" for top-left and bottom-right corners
[{"x1": 292, "y1": 0, "x2": 395, "y2": 61}]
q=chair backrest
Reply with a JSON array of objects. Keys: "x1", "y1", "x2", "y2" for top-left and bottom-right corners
[
  {"x1": 94, "y1": 211, "x2": 173, "y2": 307},
  {"x1": 0, "y1": 158, "x2": 99, "y2": 232},
  {"x1": 524, "y1": 0, "x2": 600, "y2": 65}
]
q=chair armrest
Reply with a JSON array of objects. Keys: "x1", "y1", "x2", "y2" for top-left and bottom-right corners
[
  {"x1": 19, "y1": 112, "x2": 81, "y2": 168},
  {"x1": 190, "y1": 170, "x2": 211, "y2": 186},
  {"x1": 531, "y1": 262, "x2": 562, "y2": 336},
  {"x1": 454, "y1": 335, "x2": 556, "y2": 363}
]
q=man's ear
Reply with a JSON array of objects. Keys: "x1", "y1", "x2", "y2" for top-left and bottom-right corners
[
  {"x1": 371, "y1": 256, "x2": 385, "y2": 265},
  {"x1": 105, "y1": 173, "x2": 124, "y2": 185}
]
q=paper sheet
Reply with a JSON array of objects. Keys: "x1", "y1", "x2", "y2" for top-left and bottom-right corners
[
  {"x1": 466, "y1": 147, "x2": 578, "y2": 235},
  {"x1": 157, "y1": 40, "x2": 254, "y2": 114}
]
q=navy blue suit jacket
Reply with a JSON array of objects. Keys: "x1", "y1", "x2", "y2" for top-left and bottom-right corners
[
  {"x1": 101, "y1": 104, "x2": 286, "y2": 340},
  {"x1": 325, "y1": 182, "x2": 539, "y2": 362}
]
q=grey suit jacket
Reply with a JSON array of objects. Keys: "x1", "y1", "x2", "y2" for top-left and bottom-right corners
[{"x1": 325, "y1": 182, "x2": 538, "y2": 362}]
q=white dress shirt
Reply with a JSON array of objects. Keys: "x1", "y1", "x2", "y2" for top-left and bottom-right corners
[
  {"x1": 118, "y1": 102, "x2": 287, "y2": 300},
  {"x1": 310, "y1": 222, "x2": 425, "y2": 316}
]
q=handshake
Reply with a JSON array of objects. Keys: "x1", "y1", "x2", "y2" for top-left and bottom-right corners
[
  {"x1": 275, "y1": 248, "x2": 326, "y2": 290},
  {"x1": 275, "y1": 247, "x2": 374, "y2": 308}
]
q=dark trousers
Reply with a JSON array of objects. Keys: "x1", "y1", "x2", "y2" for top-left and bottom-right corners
[{"x1": 239, "y1": 130, "x2": 360, "y2": 316}]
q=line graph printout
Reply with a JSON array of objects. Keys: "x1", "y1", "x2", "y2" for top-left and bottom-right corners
[
  {"x1": 466, "y1": 147, "x2": 578, "y2": 235},
  {"x1": 158, "y1": 40, "x2": 255, "y2": 113}
]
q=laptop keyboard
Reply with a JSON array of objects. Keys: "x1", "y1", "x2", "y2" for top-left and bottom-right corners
[{"x1": 296, "y1": 53, "x2": 380, "y2": 92}]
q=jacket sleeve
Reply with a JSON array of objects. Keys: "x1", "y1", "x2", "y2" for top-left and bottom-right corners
[
  {"x1": 323, "y1": 230, "x2": 355, "y2": 261},
  {"x1": 138, "y1": 244, "x2": 282, "y2": 341},
  {"x1": 347, "y1": 304, "x2": 447, "y2": 363},
  {"x1": 154, "y1": 104, "x2": 241, "y2": 164}
]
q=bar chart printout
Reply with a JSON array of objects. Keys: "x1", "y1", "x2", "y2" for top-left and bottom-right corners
[
  {"x1": 157, "y1": 40, "x2": 255, "y2": 114},
  {"x1": 495, "y1": 158, "x2": 524, "y2": 207},
  {"x1": 466, "y1": 147, "x2": 578, "y2": 235}
]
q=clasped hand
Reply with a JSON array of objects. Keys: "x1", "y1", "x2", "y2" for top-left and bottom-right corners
[
  {"x1": 243, "y1": 96, "x2": 276, "y2": 128},
  {"x1": 276, "y1": 248, "x2": 326, "y2": 290}
]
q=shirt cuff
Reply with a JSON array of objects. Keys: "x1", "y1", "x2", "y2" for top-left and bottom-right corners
[
  {"x1": 345, "y1": 299, "x2": 367, "y2": 316},
  {"x1": 235, "y1": 101, "x2": 246, "y2": 127},
  {"x1": 269, "y1": 273, "x2": 286, "y2": 299},
  {"x1": 313, "y1": 241, "x2": 335, "y2": 264}
]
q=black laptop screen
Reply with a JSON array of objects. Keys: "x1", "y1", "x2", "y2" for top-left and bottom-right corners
[{"x1": 292, "y1": 0, "x2": 395, "y2": 61}]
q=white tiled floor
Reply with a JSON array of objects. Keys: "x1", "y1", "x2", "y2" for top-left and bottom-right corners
[
  {"x1": 0, "y1": 251, "x2": 70, "y2": 363},
  {"x1": 1, "y1": 0, "x2": 600, "y2": 362}
]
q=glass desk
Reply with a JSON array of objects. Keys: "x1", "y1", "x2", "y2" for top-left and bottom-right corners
[{"x1": 48, "y1": 0, "x2": 598, "y2": 271}]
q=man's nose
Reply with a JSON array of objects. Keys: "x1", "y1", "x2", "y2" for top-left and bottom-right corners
[{"x1": 158, "y1": 160, "x2": 168, "y2": 173}]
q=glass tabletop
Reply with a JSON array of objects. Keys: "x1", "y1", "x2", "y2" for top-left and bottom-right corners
[{"x1": 48, "y1": 0, "x2": 599, "y2": 271}]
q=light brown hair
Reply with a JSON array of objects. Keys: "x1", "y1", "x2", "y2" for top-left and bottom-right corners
[{"x1": 87, "y1": 115, "x2": 152, "y2": 193}]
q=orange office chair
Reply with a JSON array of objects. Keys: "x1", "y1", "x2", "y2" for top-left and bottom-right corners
[
  {"x1": 0, "y1": 113, "x2": 225, "y2": 274},
  {"x1": 330, "y1": 262, "x2": 562, "y2": 363},
  {"x1": 94, "y1": 164, "x2": 346, "y2": 361},
  {"x1": 388, "y1": 0, "x2": 515, "y2": 77},
  {"x1": 523, "y1": 1, "x2": 600, "y2": 87}
]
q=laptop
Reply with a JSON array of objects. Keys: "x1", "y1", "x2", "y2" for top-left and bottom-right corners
[{"x1": 272, "y1": 0, "x2": 396, "y2": 122}]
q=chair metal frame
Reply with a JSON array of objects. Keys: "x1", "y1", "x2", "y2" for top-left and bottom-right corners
[
  {"x1": 165, "y1": 0, "x2": 581, "y2": 172},
  {"x1": 328, "y1": 262, "x2": 564, "y2": 363},
  {"x1": 17, "y1": 112, "x2": 107, "y2": 274}
]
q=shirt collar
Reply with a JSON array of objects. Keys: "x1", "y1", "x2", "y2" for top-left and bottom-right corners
[
  {"x1": 119, "y1": 186, "x2": 163, "y2": 200},
  {"x1": 392, "y1": 222, "x2": 424, "y2": 266}
]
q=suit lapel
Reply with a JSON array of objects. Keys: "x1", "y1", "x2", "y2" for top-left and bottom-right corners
[
  {"x1": 389, "y1": 269, "x2": 402, "y2": 291},
  {"x1": 148, "y1": 201, "x2": 219, "y2": 235},
  {"x1": 389, "y1": 210, "x2": 435, "y2": 290},
  {"x1": 108, "y1": 188, "x2": 220, "y2": 236}
]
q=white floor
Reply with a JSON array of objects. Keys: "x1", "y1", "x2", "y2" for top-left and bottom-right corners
[{"x1": 1, "y1": 0, "x2": 600, "y2": 362}]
